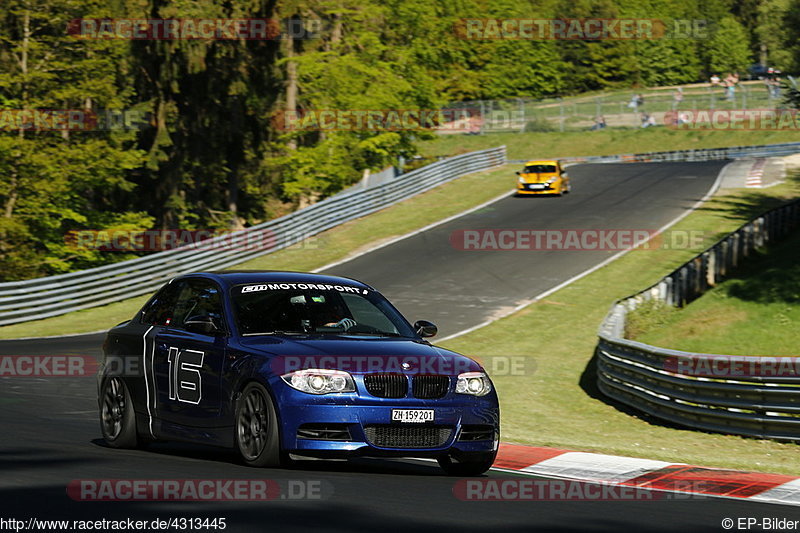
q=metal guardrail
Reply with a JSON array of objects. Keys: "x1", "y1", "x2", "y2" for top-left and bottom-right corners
[
  {"x1": 0, "y1": 146, "x2": 506, "y2": 326},
  {"x1": 596, "y1": 198, "x2": 800, "y2": 441},
  {"x1": 509, "y1": 141, "x2": 800, "y2": 166}
]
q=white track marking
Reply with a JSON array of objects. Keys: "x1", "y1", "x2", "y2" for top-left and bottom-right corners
[
  {"x1": 313, "y1": 188, "x2": 515, "y2": 273},
  {"x1": 751, "y1": 480, "x2": 800, "y2": 505},
  {"x1": 142, "y1": 325, "x2": 155, "y2": 438},
  {"x1": 520, "y1": 452, "x2": 674, "y2": 483}
]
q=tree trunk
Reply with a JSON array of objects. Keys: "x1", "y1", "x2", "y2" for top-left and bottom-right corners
[
  {"x1": 153, "y1": 98, "x2": 178, "y2": 229},
  {"x1": 5, "y1": 7, "x2": 30, "y2": 219},
  {"x1": 283, "y1": 23, "x2": 298, "y2": 151},
  {"x1": 226, "y1": 173, "x2": 240, "y2": 229}
]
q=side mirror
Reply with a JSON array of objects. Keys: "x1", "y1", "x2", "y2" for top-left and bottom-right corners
[
  {"x1": 184, "y1": 315, "x2": 221, "y2": 335},
  {"x1": 515, "y1": 171, "x2": 521, "y2": 175},
  {"x1": 414, "y1": 320, "x2": 438, "y2": 338}
]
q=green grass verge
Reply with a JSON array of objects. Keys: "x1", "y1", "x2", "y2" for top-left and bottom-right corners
[
  {"x1": 0, "y1": 165, "x2": 516, "y2": 339},
  {"x1": 632, "y1": 220, "x2": 800, "y2": 355},
  {"x1": 420, "y1": 128, "x2": 800, "y2": 161},
  {"x1": 439, "y1": 176, "x2": 800, "y2": 475}
]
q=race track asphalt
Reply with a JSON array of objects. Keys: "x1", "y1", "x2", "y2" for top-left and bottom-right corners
[{"x1": 323, "y1": 161, "x2": 727, "y2": 338}]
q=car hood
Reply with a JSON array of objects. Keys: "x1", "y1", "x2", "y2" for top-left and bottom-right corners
[
  {"x1": 521, "y1": 172, "x2": 559, "y2": 183},
  {"x1": 237, "y1": 335, "x2": 482, "y2": 376}
]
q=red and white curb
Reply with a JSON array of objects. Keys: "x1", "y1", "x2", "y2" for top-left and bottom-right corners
[
  {"x1": 746, "y1": 158, "x2": 766, "y2": 188},
  {"x1": 492, "y1": 443, "x2": 800, "y2": 506}
]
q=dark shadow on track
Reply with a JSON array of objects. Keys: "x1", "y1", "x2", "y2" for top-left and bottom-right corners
[
  {"x1": 91, "y1": 437, "x2": 450, "y2": 476},
  {"x1": 1, "y1": 483, "x2": 776, "y2": 533},
  {"x1": 577, "y1": 349, "x2": 602, "y2": 402}
]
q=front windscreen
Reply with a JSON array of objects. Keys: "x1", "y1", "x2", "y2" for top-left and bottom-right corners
[
  {"x1": 231, "y1": 283, "x2": 417, "y2": 338},
  {"x1": 524, "y1": 164, "x2": 557, "y2": 173}
]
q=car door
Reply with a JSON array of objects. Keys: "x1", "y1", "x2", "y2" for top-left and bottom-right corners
[
  {"x1": 133, "y1": 279, "x2": 182, "y2": 439},
  {"x1": 152, "y1": 278, "x2": 227, "y2": 430},
  {"x1": 559, "y1": 161, "x2": 569, "y2": 189}
]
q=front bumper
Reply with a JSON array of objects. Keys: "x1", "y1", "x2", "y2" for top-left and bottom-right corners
[
  {"x1": 271, "y1": 378, "x2": 499, "y2": 458},
  {"x1": 517, "y1": 182, "x2": 558, "y2": 194}
]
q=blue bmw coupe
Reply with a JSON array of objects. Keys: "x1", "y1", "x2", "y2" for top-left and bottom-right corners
[{"x1": 98, "y1": 271, "x2": 499, "y2": 475}]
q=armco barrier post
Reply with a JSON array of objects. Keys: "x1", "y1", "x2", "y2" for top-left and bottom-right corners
[{"x1": 706, "y1": 250, "x2": 716, "y2": 287}]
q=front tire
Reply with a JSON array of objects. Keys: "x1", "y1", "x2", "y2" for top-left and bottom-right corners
[
  {"x1": 100, "y1": 377, "x2": 138, "y2": 448},
  {"x1": 438, "y1": 450, "x2": 497, "y2": 476},
  {"x1": 235, "y1": 382, "x2": 283, "y2": 467}
]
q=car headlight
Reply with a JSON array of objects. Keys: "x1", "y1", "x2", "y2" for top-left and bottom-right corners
[
  {"x1": 518, "y1": 176, "x2": 526, "y2": 184},
  {"x1": 281, "y1": 369, "x2": 355, "y2": 394},
  {"x1": 455, "y1": 372, "x2": 492, "y2": 397},
  {"x1": 546, "y1": 177, "x2": 558, "y2": 184}
]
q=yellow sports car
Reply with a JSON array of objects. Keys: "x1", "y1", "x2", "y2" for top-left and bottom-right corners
[{"x1": 515, "y1": 159, "x2": 571, "y2": 196}]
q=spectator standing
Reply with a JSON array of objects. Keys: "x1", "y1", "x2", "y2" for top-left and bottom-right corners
[
  {"x1": 724, "y1": 73, "x2": 737, "y2": 100},
  {"x1": 771, "y1": 76, "x2": 782, "y2": 98},
  {"x1": 627, "y1": 93, "x2": 644, "y2": 110},
  {"x1": 672, "y1": 87, "x2": 683, "y2": 109}
]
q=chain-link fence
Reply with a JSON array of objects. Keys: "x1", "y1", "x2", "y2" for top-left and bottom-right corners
[{"x1": 444, "y1": 80, "x2": 796, "y2": 134}]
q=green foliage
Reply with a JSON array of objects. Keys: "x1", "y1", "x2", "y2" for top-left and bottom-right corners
[
  {"x1": 555, "y1": 0, "x2": 636, "y2": 91},
  {"x1": 783, "y1": 0, "x2": 800, "y2": 72},
  {"x1": 0, "y1": 0, "x2": 147, "y2": 280},
  {"x1": 756, "y1": 0, "x2": 793, "y2": 71},
  {"x1": 783, "y1": 80, "x2": 800, "y2": 109},
  {"x1": 704, "y1": 16, "x2": 753, "y2": 75},
  {"x1": 0, "y1": 0, "x2": 770, "y2": 280},
  {"x1": 633, "y1": 38, "x2": 702, "y2": 86}
]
